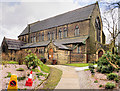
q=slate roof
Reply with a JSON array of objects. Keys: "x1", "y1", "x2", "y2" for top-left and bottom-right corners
[
  {"x1": 54, "y1": 35, "x2": 88, "y2": 45},
  {"x1": 20, "y1": 36, "x2": 88, "y2": 50},
  {"x1": 5, "y1": 38, "x2": 25, "y2": 50},
  {"x1": 21, "y1": 41, "x2": 50, "y2": 49},
  {"x1": 19, "y1": 3, "x2": 96, "y2": 36}
]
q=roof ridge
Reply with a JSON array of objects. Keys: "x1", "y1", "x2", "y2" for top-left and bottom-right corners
[
  {"x1": 28, "y1": 2, "x2": 96, "y2": 25},
  {"x1": 5, "y1": 37, "x2": 21, "y2": 42},
  {"x1": 19, "y1": 2, "x2": 97, "y2": 36}
]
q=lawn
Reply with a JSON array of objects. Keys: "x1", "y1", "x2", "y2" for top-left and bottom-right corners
[
  {"x1": 1, "y1": 61, "x2": 18, "y2": 64},
  {"x1": 42, "y1": 67, "x2": 62, "y2": 89},
  {"x1": 65, "y1": 63, "x2": 94, "y2": 67}
]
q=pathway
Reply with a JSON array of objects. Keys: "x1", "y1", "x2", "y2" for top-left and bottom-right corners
[
  {"x1": 49, "y1": 65, "x2": 96, "y2": 89},
  {"x1": 48, "y1": 65, "x2": 80, "y2": 89}
]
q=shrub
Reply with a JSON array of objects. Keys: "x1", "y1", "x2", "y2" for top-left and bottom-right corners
[
  {"x1": 99, "y1": 84, "x2": 103, "y2": 87},
  {"x1": 25, "y1": 50, "x2": 43, "y2": 69},
  {"x1": 94, "y1": 80, "x2": 98, "y2": 83},
  {"x1": 17, "y1": 76, "x2": 26, "y2": 81},
  {"x1": 89, "y1": 64, "x2": 95, "y2": 69},
  {"x1": 107, "y1": 73, "x2": 118, "y2": 80},
  {"x1": 89, "y1": 64, "x2": 95, "y2": 75},
  {"x1": 114, "y1": 78, "x2": 119, "y2": 83},
  {"x1": 97, "y1": 52, "x2": 120, "y2": 73},
  {"x1": 105, "y1": 82, "x2": 115, "y2": 89},
  {"x1": 16, "y1": 68, "x2": 24, "y2": 71}
]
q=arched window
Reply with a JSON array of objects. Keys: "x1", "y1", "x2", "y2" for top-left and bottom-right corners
[
  {"x1": 77, "y1": 45, "x2": 80, "y2": 54},
  {"x1": 95, "y1": 16, "x2": 101, "y2": 42},
  {"x1": 59, "y1": 29, "x2": 62, "y2": 39},
  {"x1": 22, "y1": 36, "x2": 24, "y2": 41},
  {"x1": 64, "y1": 28, "x2": 67, "y2": 38},
  {"x1": 42, "y1": 32, "x2": 44, "y2": 41},
  {"x1": 48, "y1": 32, "x2": 51, "y2": 40},
  {"x1": 39, "y1": 33, "x2": 41, "y2": 42},
  {"x1": 52, "y1": 32, "x2": 54, "y2": 40},
  {"x1": 25, "y1": 36, "x2": 26, "y2": 42},
  {"x1": 31, "y1": 35, "x2": 32, "y2": 43},
  {"x1": 75, "y1": 26, "x2": 79, "y2": 36},
  {"x1": 33, "y1": 33, "x2": 36, "y2": 43}
]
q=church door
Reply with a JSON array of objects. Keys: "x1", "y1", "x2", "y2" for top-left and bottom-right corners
[
  {"x1": 98, "y1": 50, "x2": 103, "y2": 58},
  {"x1": 49, "y1": 48, "x2": 53, "y2": 60}
]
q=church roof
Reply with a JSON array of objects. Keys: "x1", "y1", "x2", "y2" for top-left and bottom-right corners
[
  {"x1": 19, "y1": 3, "x2": 96, "y2": 36},
  {"x1": 5, "y1": 38, "x2": 25, "y2": 50},
  {"x1": 21, "y1": 41, "x2": 50, "y2": 49},
  {"x1": 20, "y1": 35, "x2": 88, "y2": 50}
]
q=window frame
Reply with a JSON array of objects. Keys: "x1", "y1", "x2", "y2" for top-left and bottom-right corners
[
  {"x1": 48, "y1": 32, "x2": 51, "y2": 40},
  {"x1": 52, "y1": 32, "x2": 54, "y2": 40},
  {"x1": 77, "y1": 45, "x2": 80, "y2": 54},
  {"x1": 64, "y1": 27, "x2": 67, "y2": 38},
  {"x1": 59, "y1": 29, "x2": 62, "y2": 39},
  {"x1": 42, "y1": 32, "x2": 44, "y2": 41},
  {"x1": 74, "y1": 25, "x2": 80, "y2": 36}
]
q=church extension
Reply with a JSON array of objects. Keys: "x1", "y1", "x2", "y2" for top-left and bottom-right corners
[{"x1": 1, "y1": 2, "x2": 109, "y2": 64}]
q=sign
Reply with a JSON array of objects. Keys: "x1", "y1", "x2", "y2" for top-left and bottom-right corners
[{"x1": 7, "y1": 74, "x2": 18, "y2": 91}]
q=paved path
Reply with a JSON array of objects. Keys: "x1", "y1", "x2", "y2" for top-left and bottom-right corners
[
  {"x1": 49, "y1": 65, "x2": 97, "y2": 89},
  {"x1": 78, "y1": 71, "x2": 96, "y2": 89},
  {"x1": 48, "y1": 65, "x2": 80, "y2": 89}
]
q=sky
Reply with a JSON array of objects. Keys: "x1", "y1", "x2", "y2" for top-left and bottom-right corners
[{"x1": 0, "y1": 0, "x2": 119, "y2": 45}]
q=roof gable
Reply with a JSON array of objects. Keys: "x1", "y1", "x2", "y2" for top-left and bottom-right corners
[
  {"x1": 5, "y1": 38, "x2": 25, "y2": 50},
  {"x1": 19, "y1": 3, "x2": 96, "y2": 36}
]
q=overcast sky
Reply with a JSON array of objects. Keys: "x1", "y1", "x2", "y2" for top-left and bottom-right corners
[{"x1": 0, "y1": 0, "x2": 119, "y2": 45}]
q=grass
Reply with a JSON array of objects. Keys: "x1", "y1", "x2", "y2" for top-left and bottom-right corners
[
  {"x1": 65, "y1": 63, "x2": 94, "y2": 67},
  {"x1": 31, "y1": 68, "x2": 40, "y2": 72},
  {"x1": 5, "y1": 72, "x2": 11, "y2": 78},
  {"x1": 42, "y1": 67, "x2": 62, "y2": 89},
  {"x1": 16, "y1": 68, "x2": 24, "y2": 71},
  {"x1": 1, "y1": 61, "x2": 18, "y2": 65},
  {"x1": 84, "y1": 69, "x2": 90, "y2": 71},
  {"x1": 17, "y1": 76, "x2": 26, "y2": 81},
  {"x1": 39, "y1": 64, "x2": 50, "y2": 73}
]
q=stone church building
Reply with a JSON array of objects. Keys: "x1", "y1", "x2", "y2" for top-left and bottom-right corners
[{"x1": 1, "y1": 2, "x2": 107, "y2": 64}]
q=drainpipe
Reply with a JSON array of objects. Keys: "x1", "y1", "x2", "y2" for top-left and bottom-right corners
[{"x1": 28, "y1": 24, "x2": 30, "y2": 43}]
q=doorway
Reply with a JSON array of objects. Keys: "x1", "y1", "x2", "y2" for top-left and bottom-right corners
[
  {"x1": 49, "y1": 48, "x2": 53, "y2": 60},
  {"x1": 98, "y1": 50, "x2": 103, "y2": 58}
]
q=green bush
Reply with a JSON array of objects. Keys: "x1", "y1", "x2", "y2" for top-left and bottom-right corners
[
  {"x1": 114, "y1": 78, "x2": 119, "y2": 83},
  {"x1": 105, "y1": 82, "x2": 115, "y2": 89},
  {"x1": 97, "y1": 52, "x2": 120, "y2": 73},
  {"x1": 94, "y1": 80, "x2": 98, "y2": 83},
  {"x1": 99, "y1": 84, "x2": 103, "y2": 87},
  {"x1": 107, "y1": 73, "x2": 118, "y2": 80},
  {"x1": 16, "y1": 68, "x2": 24, "y2": 71},
  {"x1": 25, "y1": 50, "x2": 43, "y2": 69},
  {"x1": 17, "y1": 76, "x2": 26, "y2": 81}
]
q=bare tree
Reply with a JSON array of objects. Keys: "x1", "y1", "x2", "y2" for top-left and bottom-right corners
[{"x1": 102, "y1": 6, "x2": 120, "y2": 54}]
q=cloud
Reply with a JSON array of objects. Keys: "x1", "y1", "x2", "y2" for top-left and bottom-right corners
[
  {"x1": 0, "y1": 1, "x2": 80, "y2": 45},
  {"x1": 1, "y1": 0, "x2": 118, "y2": 45}
]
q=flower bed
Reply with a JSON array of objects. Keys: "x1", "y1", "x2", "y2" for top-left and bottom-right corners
[{"x1": 1, "y1": 64, "x2": 49, "y2": 90}]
